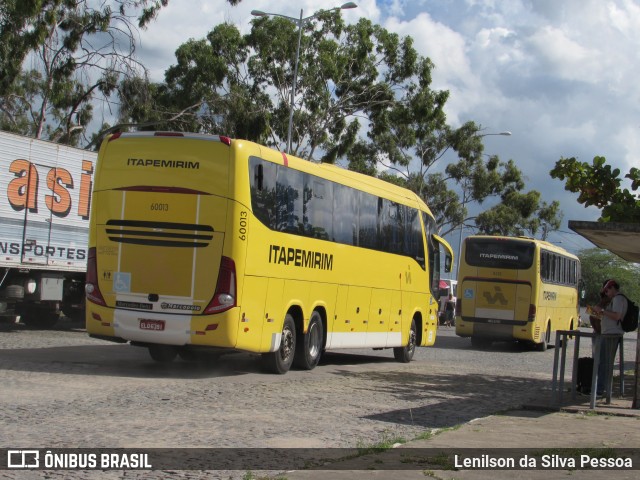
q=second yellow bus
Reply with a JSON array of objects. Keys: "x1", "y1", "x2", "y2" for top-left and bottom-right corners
[{"x1": 455, "y1": 235, "x2": 581, "y2": 350}]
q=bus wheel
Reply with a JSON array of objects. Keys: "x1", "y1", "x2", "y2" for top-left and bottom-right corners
[
  {"x1": 148, "y1": 345, "x2": 178, "y2": 363},
  {"x1": 471, "y1": 337, "x2": 492, "y2": 349},
  {"x1": 262, "y1": 314, "x2": 296, "y2": 374},
  {"x1": 393, "y1": 319, "x2": 416, "y2": 363},
  {"x1": 178, "y1": 347, "x2": 199, "y2": 362},
  {"x1": 536, "y1": 324, "x2": 551, "y2": 352},
  {"x1": 294, "y1": 311, "x2": 323, "y2": 370}
]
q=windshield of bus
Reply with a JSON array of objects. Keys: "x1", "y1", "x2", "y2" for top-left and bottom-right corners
[{"x1": 465, "y1": 237, "x2": 535, "y2": 269}]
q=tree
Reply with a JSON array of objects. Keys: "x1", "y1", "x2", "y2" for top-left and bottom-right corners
[
  {"x1": 0, "y1": 0, "x2": 175, "y2": 145},
  {"x1": 115, "y1": 12, "x2": 561, "y2": 238},
  {"x1": 578, "y1": 248, "x2": 640, "y2": 306},
  {"x1": 550, "y1": 156, "x2": 640, "y2": 222}
]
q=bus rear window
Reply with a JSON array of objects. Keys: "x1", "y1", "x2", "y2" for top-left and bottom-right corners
[{"x1": 465, "y1": 238, "x2": 535, "y2": 269}]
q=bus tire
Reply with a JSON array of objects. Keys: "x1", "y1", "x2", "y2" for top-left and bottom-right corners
[
  {"x1": 262, "y1": 314, "x2": 296, "y2": 374},
  {"x1": 148, "y1": 345, "x2": 178, "y2": 363},
  {"x1": 294, "y1": 311, "x2": 323, "y2": 370},
  {"x1": 178, "y1": 347, "x2": 199, "y2": 362},
  {"x1": 471, "y1": 337, "x2": 492, "y2": 349},
  {"x1": 393, "y1": 319, "x2": 416, "y2": 363},
  {"x1": 536, "y1": 323, "x2": 551, "y2": 352}
]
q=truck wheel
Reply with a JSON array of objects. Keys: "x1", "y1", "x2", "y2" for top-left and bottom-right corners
[
  {"x1": 21, "y1": 310, "x2": 59, "y2": 329},
  {"x1": 393, "y1": 319, "x2": 416, "y2": 363},
  {"x1": 262, "y1": 314, "x2": 296, "y2": 374},
  {"x1": 293, "y1": 311, "x2": 323, "y2": 370},
  {"x1": 148, "y1": 345, "x2": 178, "y2": 363}
]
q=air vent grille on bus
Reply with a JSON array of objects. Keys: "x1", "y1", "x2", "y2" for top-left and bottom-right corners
[{"x1": 105, "y1": 220, "x2": 214, "y2": 248}]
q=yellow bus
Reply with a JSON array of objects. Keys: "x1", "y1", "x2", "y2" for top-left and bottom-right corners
[
  {"x1": 455, "y1": 235, "x2": 581, "y2": 350},
  {"x1": 85, "y1": 132, "x2": 453, "y2": 373}
]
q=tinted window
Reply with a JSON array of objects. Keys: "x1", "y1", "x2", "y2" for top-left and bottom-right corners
[
  {"x1": 465, "y1": 238, "x2": 535, "y2": 269},
  {"x1": 249, "y1": 156, "x2": 277, "y2": 229},
  {"x1": 379, "y1": 199, "x2": 405, "y2": 254},
  {"x1": 304, "y1": 177, "x2": 333, "y2": 240},
  {"x1": 276, "y1": 167, "x2": 304, "y2": 234},
  {"x1": 248, "y1": 157, "x2": 429, "y2": 269},
  {"x1": 333, "y1": 183, "x2": 357, "y2": 245},
  {"x1": 358, "y1": 191, "x2": 378, "y2": 250},
  {"x1": 406, "y1": 207, "x2": 425, "y2": 267}
]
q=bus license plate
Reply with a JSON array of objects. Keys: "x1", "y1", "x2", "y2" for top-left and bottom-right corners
[{"x1": 139, "y1": 319, "x2": 165, "y2": 331}]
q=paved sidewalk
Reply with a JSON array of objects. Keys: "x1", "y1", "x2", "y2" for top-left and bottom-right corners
[{"x1": 279, "y1": 393, "x2": 640, "y2": 480}]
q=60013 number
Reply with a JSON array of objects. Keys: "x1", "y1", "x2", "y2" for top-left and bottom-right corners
[{"x1": 238, "y1": 211, "x2": 248, "y2": 240}]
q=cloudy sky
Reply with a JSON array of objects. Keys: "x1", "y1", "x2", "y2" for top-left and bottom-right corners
[{"x1": 134, "y1": 0, "x2": 639, "y2": 254}]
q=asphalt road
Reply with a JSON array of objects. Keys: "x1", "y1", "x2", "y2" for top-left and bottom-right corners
[{"x1": 0, "y1": 320, "x2": 635, "y2": 479}]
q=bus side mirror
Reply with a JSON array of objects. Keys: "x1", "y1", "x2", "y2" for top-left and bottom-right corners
[{"x1": 444, "y1": 254, "x2": 452, "y2": 273}]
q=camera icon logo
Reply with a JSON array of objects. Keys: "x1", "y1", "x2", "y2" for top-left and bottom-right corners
[{"x1": 7, "y1": 450, "x2": 39, "y2": 468}]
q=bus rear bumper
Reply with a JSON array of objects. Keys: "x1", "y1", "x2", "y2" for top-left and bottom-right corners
[{"x1": 456, "y1": 319, "x2": 528, "y2": 341}]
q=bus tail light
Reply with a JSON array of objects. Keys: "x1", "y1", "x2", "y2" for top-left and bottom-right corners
[
  {"x1": 528, "y1": 304, "x2": 536, "y2": 321},
  {"x1": 204, "y1": 257, "x2": 237, "y2": 314},
  {"x1": 85, "y1": 247, "x2": 106, "y2": 306},
  {"x1": 455, "y1": 298, "x2": 461, "y2": 316}
]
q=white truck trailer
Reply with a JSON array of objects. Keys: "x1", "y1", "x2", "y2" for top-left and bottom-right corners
[{"x1": 0, "y1": 131, "x2": 96, "y2": 327}]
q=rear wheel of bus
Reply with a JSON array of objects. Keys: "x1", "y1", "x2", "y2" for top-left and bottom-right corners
[
  {"x1": 393, "y1": 319, "x2": 416, "y2": 363},
  {"x1": 262, "y1": 314, "x2": 296, "y2": 374},
  {"x1": 535, "y1": 322, "x2": 551, "y2": 351},
  {"x1": 148, "y1": 345, "x2": 178, "y2": 363},
  {"x1": 294, "y1": 310, "x2": 323, "y2": 370},
  {"x1": 471, "y1": 337, "x2": 492, "y2": 349}
]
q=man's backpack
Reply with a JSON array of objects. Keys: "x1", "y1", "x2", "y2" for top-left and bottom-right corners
[{"x1": 618, "y1": 294, "x2": 639, "y2": 332}]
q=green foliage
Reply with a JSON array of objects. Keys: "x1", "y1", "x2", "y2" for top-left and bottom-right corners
[
  {"x1": 550, "y1": 156, "x2": 640, "y2": 222},
  {"x1": 0, "y1": 0, "x2": 174, "y2": 145},
  {"x1": 577, "y1": 248, "x2": 640, "y2": 305},
  {"x1": 113, "y1": 10, "x2": 560, "y2": 238}
]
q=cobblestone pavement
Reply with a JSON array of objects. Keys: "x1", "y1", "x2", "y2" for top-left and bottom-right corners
[{"x1": 0, "y1": 323, "x2": 635, "y2": 479}]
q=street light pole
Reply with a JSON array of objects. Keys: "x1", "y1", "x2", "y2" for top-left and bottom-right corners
[
  {"x1": 289, "y1": 9, "x2": 304, "y2": 155},
  {"x1": 455, "y1": 130, "x2": 512, "y2": 277},
  {"x1": 251, "y1": 3, "x2": 358, "y2": 154}
]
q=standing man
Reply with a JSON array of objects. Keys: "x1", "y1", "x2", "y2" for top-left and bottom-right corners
[{"x1": 591, "y1": 279, "x2": 627, "y2": 396}]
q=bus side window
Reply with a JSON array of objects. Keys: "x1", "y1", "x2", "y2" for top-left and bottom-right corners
[
  {"x1": 304, "y1": 177, "x2": 333, "y2": 240},
  {"x1": 406, "y1": 207, "x2": 425, "y2": 268},
  {"x1": 378, "y1": 198, "x2": 404, "y2": 254},
  {"x1": 276, "y1": 166, "x2": 304, "y2": 234},
  {"x1": 358, "y1": 191, "x2": 378, "y2": 250},
  {"x1": 249, "y1": 157, "x2": 277, "y2": 229},
  {"x1": 333, "y1": 183, "x2": 356, "y2": 245}
]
